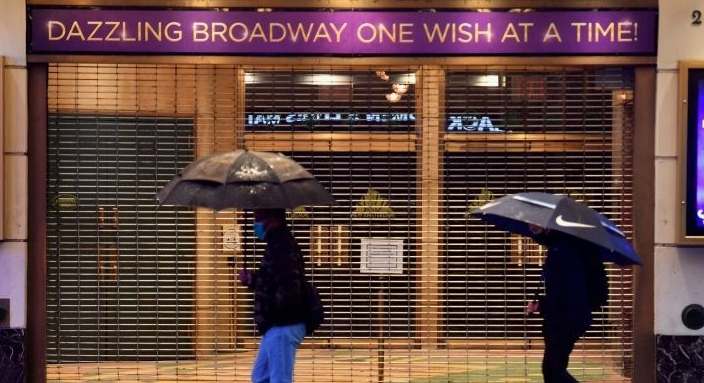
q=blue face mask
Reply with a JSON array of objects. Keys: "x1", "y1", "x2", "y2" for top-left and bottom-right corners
[{"x1": 253, "y1": 221, "x2": 267, "y2": 240}]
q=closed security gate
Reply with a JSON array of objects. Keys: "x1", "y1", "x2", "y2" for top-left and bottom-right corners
[
  {"x1": 47, "y1": 114, "x2": 196, "y2": 361},
  {"x1": 46, "y1": 63, "x2": 636, "y2": 382}
]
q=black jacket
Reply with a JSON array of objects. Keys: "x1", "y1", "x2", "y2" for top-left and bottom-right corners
[
  {"x1": 538, "y1": 233, "x2": 594, "y2": 329},
  {"x1": 249, "y1": 225, "x2": 307, "y2": 334}
]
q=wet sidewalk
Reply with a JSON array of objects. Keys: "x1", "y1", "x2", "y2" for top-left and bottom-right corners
[{"x1": 47, "y1": 348, "x2": 630, "y2": 383}]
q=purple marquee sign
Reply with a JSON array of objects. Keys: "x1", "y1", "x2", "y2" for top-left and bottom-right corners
[{"x1": 28, "y1": 8, "x2": 657, "y2": 55}]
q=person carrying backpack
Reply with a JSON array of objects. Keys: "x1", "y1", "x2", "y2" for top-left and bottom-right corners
[
  {"x1": 238, "y1": 208, "x2": 308, "y2": 383},
  {"x1": 525, "y1": 224, "x2": 606, "y2": 383}
]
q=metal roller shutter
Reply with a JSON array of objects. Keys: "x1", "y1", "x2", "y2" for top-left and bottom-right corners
[{"x1": 46, "y1": 63, "x2": 635, "y2": 382}]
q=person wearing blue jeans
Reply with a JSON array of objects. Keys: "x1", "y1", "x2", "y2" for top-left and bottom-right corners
[
  {"x1": 251, "y1": 323, "x2": 306, "y2": 383},
  {"x1": 239, "y1": 208, "x2": 309, "y2": 383}
]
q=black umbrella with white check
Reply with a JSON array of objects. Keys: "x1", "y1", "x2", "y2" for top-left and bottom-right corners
[{"x1": 470, "y1": 192, "x2": 643, "y2": 266}]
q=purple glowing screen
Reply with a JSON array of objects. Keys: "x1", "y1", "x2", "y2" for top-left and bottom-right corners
[{"x1": 695, "y1": 79, "x2": 704, "y2": 228}]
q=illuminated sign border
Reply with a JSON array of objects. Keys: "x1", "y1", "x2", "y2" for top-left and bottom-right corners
[
  {"x1": 677, "y1": 61, "x2": 704, "y2": 243},
  {"x1": 27, "y1": 8, "x2": 657, "y2": 56}
]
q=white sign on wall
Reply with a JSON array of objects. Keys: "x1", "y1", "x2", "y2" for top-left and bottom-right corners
[
  {"x1": 221, "y1": 224, "x2": 242, "y2": 252},
  {"x1": 359, "y1": 238, "x2": 404, "y2": 275}
]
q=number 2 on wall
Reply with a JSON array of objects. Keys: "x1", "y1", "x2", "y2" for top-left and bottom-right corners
[{"x1": 693, "y1": 10, "x2": 702, "y2": 25}]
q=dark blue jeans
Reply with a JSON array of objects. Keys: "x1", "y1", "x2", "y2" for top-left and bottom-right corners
[{"x1": 541, "y1": 321, "x2": 589, "y2": 383}]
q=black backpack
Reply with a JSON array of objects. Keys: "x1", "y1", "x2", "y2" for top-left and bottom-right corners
[
  {"x1": 585, "y1": 255, "x2": 609, "y2": 311},
  {"x1": 295, "y1": 244, "x2": 325, "y2": 335},
  {"x1": 303, "y1": 280, "x2": 325, "y2": 335}
]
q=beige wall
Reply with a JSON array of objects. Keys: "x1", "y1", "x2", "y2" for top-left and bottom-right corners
[
  {"x1": 0, "y1": 0, "x2": 28, "y2": 329},
  {"x1": 656, "y1": 0, "x2": 704, "y2": 335}
]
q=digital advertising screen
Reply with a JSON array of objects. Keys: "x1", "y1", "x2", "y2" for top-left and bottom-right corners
[{"x1": 681, "y1": 66, "x2": 704, "y2": 242}]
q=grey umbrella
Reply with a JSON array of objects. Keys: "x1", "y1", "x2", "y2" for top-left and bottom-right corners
[{"x1": 157, "y1": 149, "x2": 336, "y2": 210}]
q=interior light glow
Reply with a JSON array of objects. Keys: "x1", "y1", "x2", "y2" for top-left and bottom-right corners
[
  {"x1": 297, "y1": 74, "x2": 353, "y2": 86},
  {"x1": 385, "y1": 92, "x2": 402, "y2": 102},
  {"x1": 244, "y1": 73, "x2": 260, "y2": 84},
  {"x1": 392, "y1": 84, "x2": 409, "y2": 94},
  {"x1": 466, "y1": 75, "x2": 505, "y2": 87},
  {"x1": 392, "y1": 73, "x2": 416, "y2": 85},
  {"x1": 376, "y1": 70, "x2": 390, "y2": 81}
]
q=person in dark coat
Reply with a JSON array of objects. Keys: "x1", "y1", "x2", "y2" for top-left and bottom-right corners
[
  {"x1": 238, "y1": 208, "x2": 307, "y2": 383},
  {"x1": 526, "y1": 224, "x2": 596, "y2": 383}
]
